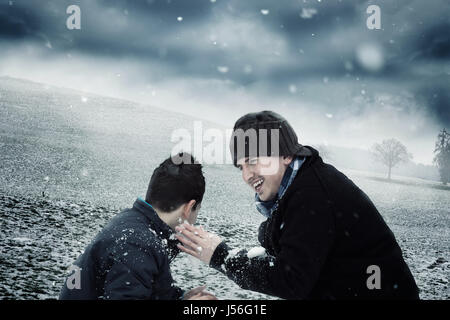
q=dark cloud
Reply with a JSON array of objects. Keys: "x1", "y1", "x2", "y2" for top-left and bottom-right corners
[
  {"x1": 0, "y1": 0, "x2": 449, "y2": 131},
  {"x1": 0, "y1": 4, "x2": 42, "y2": 39},
  {"x1": 276, "y1": 1, "x2": 359, "y2": 36},
  {"x1": 98, "y1": 0, "x2": 213, "y2": 19},
  {"x1": 417, "y1": 23, "x2": 450, "y2": 60}
]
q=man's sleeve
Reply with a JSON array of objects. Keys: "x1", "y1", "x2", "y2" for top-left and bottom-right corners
[{"x1": 209, "y1": 187, "x2": 335, "y2": 299}]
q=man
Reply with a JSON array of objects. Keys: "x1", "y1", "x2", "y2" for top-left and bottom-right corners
[
  {"x1": 59, "y1": 153, "x2": 216, "y2": 300},
  {"x1": 176, "y1": 111, "x2": 419, "y2": 300}
]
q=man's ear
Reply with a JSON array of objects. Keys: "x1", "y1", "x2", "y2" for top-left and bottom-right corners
[{"x1": 181, "y1": 200, "x2": 196, "y2": 221}]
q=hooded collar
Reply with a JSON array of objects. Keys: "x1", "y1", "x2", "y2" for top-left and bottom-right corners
[{"x1": 133, "y1": 198, "x2": 180, "y2": 262}]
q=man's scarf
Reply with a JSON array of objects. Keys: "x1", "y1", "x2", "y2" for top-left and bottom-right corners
[{"x1": 255, "y1": 157, "x2": 305, "y2": 218}]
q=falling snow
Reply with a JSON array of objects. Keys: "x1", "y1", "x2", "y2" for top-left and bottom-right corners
[
  {"x1": 217, "y1": 66, "x2": 229, "y2": 73},
  {"x1": 0, "y1": 78, "x2": 448, "y2": 300},
  {"x1": 300, "y1": 8, "x2": 318, "y2": 19}
]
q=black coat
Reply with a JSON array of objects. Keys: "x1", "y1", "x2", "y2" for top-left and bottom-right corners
[
  {"x1": 210, "y1": 147, "x2": 419, "y2": 299},
  {"x1": 59, "y1": 198, "x2": 183, "y2": 300}
]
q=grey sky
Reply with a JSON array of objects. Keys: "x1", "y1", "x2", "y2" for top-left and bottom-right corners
[{"x1": 0, "y1": 0, "x2": 449, "y2": 164}]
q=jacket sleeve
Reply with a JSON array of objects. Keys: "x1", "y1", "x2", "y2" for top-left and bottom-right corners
[
  {"x1": 102, "y1": 241, "x2": 183, "y2": 300},
  {"x1": 210, "y1": 187, "x2": 335, "y2": 299}
]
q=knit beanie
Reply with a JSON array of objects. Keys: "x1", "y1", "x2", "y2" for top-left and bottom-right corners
[{"x1": 229, "y1": 111, "x2": 312, "y2": 166}]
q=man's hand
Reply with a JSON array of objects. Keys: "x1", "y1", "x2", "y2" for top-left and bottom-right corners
[
  {"x1": 175, "y1": 223, "x2": 222, "y2": 264},
  {"x1": 183, "y1": 286, "x2": 218, "y2": 300}
]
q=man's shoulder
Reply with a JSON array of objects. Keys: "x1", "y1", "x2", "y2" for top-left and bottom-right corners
[
  {"x1": 280, "y1": 161, "x2": 340, "y2": 212},
  {"x1": 290, "y1": 157, "x2": 356, "y2": 194},
  {"x1": 285, "y1": 162, "x2": 328, "y2": 198}
]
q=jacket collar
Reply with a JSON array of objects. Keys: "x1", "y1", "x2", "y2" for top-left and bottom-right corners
[
  {"x1": 300, "y1": 146, "x2": 320, "y2": 168},
  {"x1": 133, "y1": 198, "x2": 180, "y2": 261},
  {"x1": 278, "y1": 146, "x2": 322, "y2": 203}
]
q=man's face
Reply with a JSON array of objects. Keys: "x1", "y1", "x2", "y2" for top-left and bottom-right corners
[{"x1": 237, "y1": 156, "x2": 292, "y2": 201}]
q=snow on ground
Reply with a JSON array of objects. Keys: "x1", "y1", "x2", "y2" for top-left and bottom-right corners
[
  {"x1": 1, "y1": 169, "x2": 448, "y2": 300},
  {"x1": 0, "y1": 77, "x2": 448, "y2": 300}
]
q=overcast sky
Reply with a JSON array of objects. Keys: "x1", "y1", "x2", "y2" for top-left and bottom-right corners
[{"x1": 0, "y1": 0, "x2": 449, "y2": 164}]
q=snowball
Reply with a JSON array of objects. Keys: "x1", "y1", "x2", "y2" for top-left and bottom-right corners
[
  {"x1": 261, "y1": 9, "x2": 269, "y2": 15},
  {"x1": 247, "y1": 247, "x2": 266, "y2": 259}
]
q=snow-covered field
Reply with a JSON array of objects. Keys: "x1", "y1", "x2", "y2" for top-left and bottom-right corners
[{"x1": 0, "y1": 77, "x2": 448, "y2": 300}]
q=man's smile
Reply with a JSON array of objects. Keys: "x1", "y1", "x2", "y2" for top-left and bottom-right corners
[{"x1": 251, "y1": 178, "x2": 265, "y2": 193}]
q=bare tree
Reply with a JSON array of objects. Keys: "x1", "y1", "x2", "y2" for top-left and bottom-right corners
[{"x1": 371, "y1": 139, "x2": 412, "y2": 180}]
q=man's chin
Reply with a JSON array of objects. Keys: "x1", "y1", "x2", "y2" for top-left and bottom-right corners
[{"x1": 259, "y1": 193, "x2": 276, "y2": 202}]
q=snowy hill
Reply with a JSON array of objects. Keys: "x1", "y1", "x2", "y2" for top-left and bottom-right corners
[
  {"x1": 0, "y1": 76, "x2": 273, "y2": 299},
  {"x1": 0, "y1": 76, "x2": 232, "y2": 207}
]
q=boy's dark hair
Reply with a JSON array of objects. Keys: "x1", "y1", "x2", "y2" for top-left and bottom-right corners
[{"x1": 145, "y1": 153, "x2": 205, "y2": 212}]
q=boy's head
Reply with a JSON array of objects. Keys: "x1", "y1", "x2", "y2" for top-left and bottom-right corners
[
  {"x1": 230, "y1": 111, "x2": 311, "y2": 201},
  {"x1": 145, "y1": 153, "x2": 205, "y2": 225}
]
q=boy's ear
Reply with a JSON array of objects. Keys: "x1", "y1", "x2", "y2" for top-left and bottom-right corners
[{"x1": 182, "y1": 200, "x2": 197, "y2": 220}]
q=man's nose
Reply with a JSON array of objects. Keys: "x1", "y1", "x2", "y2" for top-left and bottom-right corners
[{"x1": 242, "y1": 166, "x2": 254, "y2": 183}]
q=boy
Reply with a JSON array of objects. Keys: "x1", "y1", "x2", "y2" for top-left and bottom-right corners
[{"x1": 60, "y1": 153, "x2": 215, "y2": 300}]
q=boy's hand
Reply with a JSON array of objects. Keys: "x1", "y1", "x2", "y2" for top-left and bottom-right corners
[
  {"x1": 183, "y1": 286, "x2": 218, "y2": 300},
  {"x1": 175, "y1": 223, "x2": 222, "y2": 264},
  {"x1": 187, "y1": 293, "x2": 218, "y2": 300}
]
